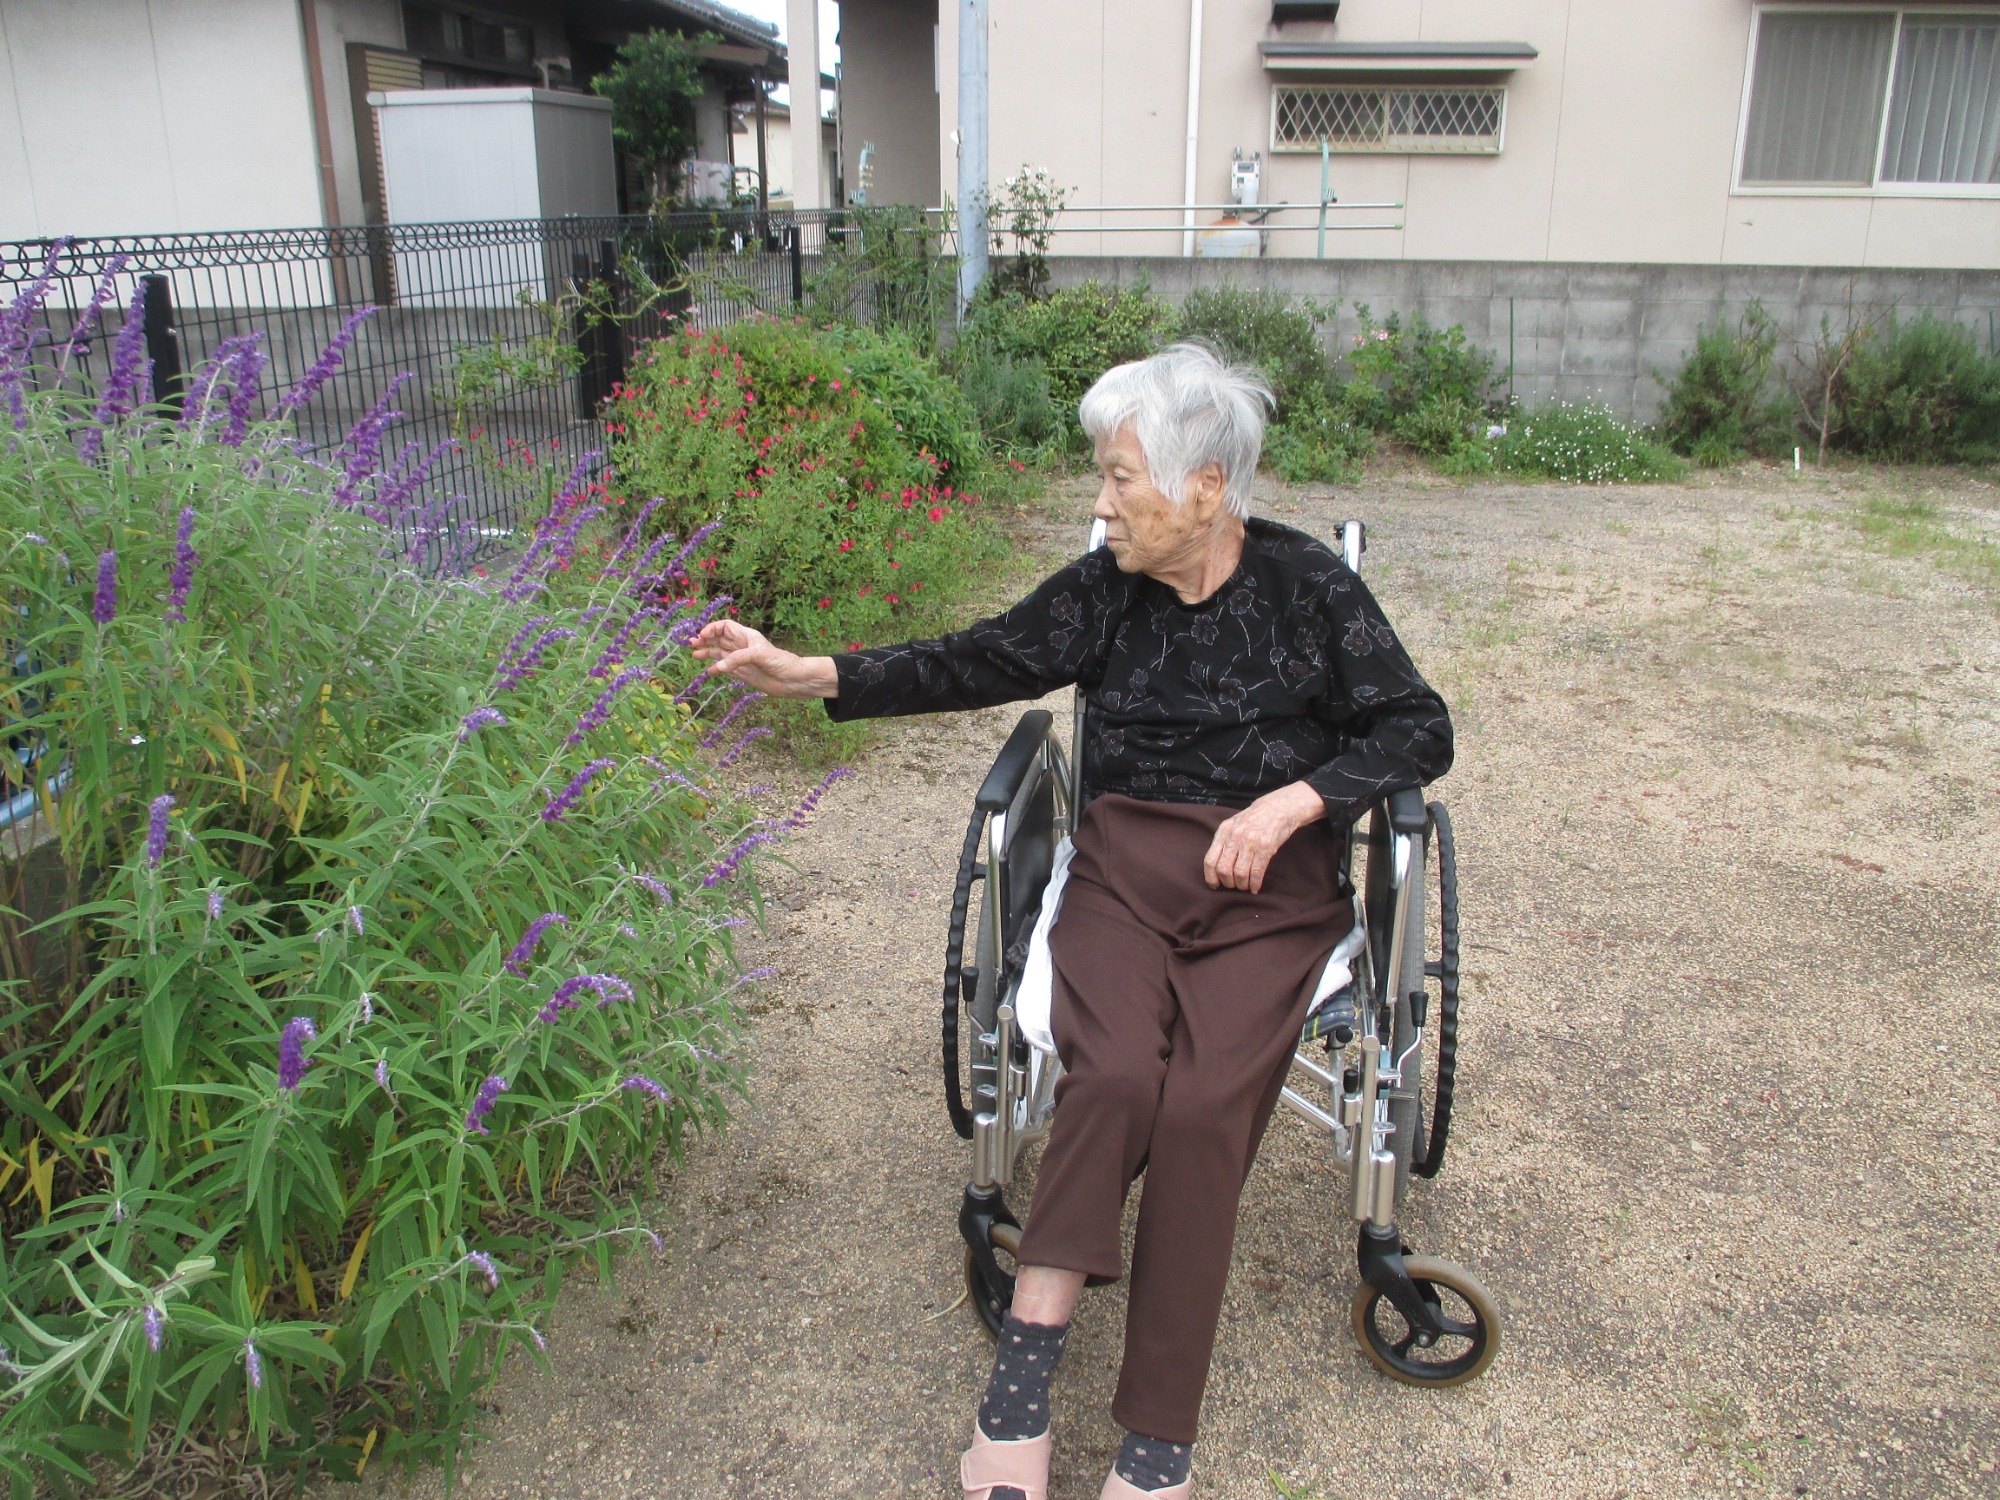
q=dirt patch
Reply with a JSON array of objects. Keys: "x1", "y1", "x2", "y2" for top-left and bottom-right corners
[{"x1": 327, "y1": 463, "x2": 2000, "y2": 1500}]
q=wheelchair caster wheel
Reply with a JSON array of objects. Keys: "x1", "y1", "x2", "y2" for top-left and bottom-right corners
[
  {"x1": 1350, "y1": 1256, "x2": 1500, "y2": 1386},
  {"x1": 964, "y1": 1220, "x2": 1023, "y2": 1338}
]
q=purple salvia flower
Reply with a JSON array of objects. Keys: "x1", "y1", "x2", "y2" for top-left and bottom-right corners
[
  {"x1": 621, "y1": 527, "x2": 680, "y2": 596},
  {"x1": 243, "y1": 1338, "x2": 263, "y2": 1391},
  {"x1": 700, "y1": 691, "x2": 765, "y2": 750},
  {"x1": 701, "y1": 828, "x2": 777, "y2": 888},
  {"x1": 277, "y1": 1015, "x2": 317, "y2": 1092},
  {"x1": 777, "y1": 767, "x2": 855, "y2": 832},
  {"x1": 547, "y1": 502, "x2": 604, "y2": 572},
  {"x1": 465, "y1": 1074, "x2": 507, "y2": 1134},
  {"x1": 493, "y1": 626, "x2": 576, "y2": 692},
  {"x1": 0, "y1": 241, "x2": 65, "y2": 429},
  {"x1": 348, "y1": 905, "x2": 365, "y2": 936},
  {"x1": 567, "y1": 665, "x2": 648, "y2": 744},
  {"x1": 217, "y1": 335, "x2": 268, "y2": 446},
  {"x1": 144, "y1": 793, "x2": 174, "y2": 867},
  {"x1": 92, "y1": 549, "x2": 117, "y2": 624},
  {"x1": 713, "y1": 726, "x2": 773, "y2": 771},
  {"x1": 670, "y1": 667, "x2": 720, "y2": 707},
  {"x1": 630, "y1": 871, "x2": 673, "y2": 905},
  {"x1": 56, "y1": 253, "x2": 131, "y2": 367},
  {"x1": 164, "y1": 506, "x2": 196, "y2": 622},
  {"x1": 372, "y1": 437, "x2": 453, "y2": 521},
  {"x1": 731, "y1": 966, "x2": 778, "y2": 989},
  {"x1": 665, "y1": 518, "x2": 724, "y2": 584},
  {"x1": 358, "y1": 992, "x2": 374, "y2": 1025},
  {"x1": 503, "y1": 912, "x2": 567, "y2": 976},
  {"x1": 179, "y1": 333, "x2": 248, "y2": 432},
  {"x1": 21, "y1": 533, "x2": 47, "y2": 545},
  {"x1": 645, "y1": 1228, "x2": 665, "y2": 1254},
  {"x1": 274, "y1": 305, "x2": 376, "y2": 415},
  {"x1": 78, "y1": 283, "x2": 153, "y2": 461},
  {"x1": 207, "y1": 887, "x2": 225, "y2": 922},
  {"x1": 601, "y1": 497, "x2": 666, "y2": 576},
  {"x1": 664, "y1": 594, "x2": 734, "y2": 650},
  {"x1": 332, "y1": 374, "x2": 411, "y2": 506},
  {"x1": 459, "y1": 706, "x2": 507, "y2": 741},
  {"x1": 621, "y1": 1075, "x2": 671, "y2": 1104},
  {"x1": 494, "y1": 615, "x2": 551, "y2": 676},
  {"x1": 143, "y1": 1303, "x2": 165, "y2": 1353},
  {"x1": 590, "y1": 605, "x2": 664, "y2": 679},
  {"x1": 540, "y1": 758, "x2": 616, "y2": 822},
  {"x1": 617, "y1": 922, "x2": 639, "y2": 939},
  {"x1": 466, "y1": 1251, "x2": 500, "y2": 1290},
  {"x1": 375, "y1": 1055, "x2": 393, "y2": 1094},
  {"x1": 534, "y1": 971, "x2": 635, "y2": 1024}
]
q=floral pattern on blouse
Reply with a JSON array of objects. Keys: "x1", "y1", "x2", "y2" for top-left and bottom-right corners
[{"x1": 827, "y1": 518, "x2": 1452, "y2": 818}]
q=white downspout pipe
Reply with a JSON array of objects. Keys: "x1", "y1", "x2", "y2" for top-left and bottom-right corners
[
  {"x1": 1180, "y1": 0, "x2": 1204, "y2": 258},
  {"x1": 957, "y1": 0, "x2": 990, "y2": 316}
]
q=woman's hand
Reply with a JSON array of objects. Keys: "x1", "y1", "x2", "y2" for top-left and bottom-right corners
[
  {"x1": 1203, "y1": 781, "x2": 1327, "y2": 894},
  {"x1": 690, "y1": 621, "x2": 840, "y2": 699}
]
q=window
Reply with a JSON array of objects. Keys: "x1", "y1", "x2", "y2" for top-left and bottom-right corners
[
  {"x1": 402, "y1": 4, "x2": 534, "y2": 75},
  {"x1": 1273, "y1": 85, "x2": 1506, "y2": 153},
  {"x1": 1740, "y1": 8, "x2": 2000, "y2": 190}
]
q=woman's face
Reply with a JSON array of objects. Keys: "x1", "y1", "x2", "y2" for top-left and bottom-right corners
[{"x1": 1092, "y1": 422, "x2": 1228, "y2": 579}]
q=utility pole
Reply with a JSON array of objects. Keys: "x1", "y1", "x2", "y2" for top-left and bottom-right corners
[{"x1": 956, "y1": 0, "x2": 988, "y2": 319}]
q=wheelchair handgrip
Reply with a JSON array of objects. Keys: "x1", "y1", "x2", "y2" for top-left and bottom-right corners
[
  {"x1": 975, "y1": 710, "x2": 1055, "y2": 812},
  {"x1": 1385, "y1": 785, "x2": 1429, "y2": 835}
]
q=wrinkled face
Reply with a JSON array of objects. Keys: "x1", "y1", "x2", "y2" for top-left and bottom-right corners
[{"x1": 1092, "y1": 422, "x2": 1225, "y2": 579}]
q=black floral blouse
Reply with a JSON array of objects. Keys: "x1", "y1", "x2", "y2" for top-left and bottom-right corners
[{"x1": 827, "y1": 518, "x2": 1452, "y2": 818}]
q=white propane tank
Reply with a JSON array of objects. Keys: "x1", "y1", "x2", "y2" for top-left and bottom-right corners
[{"x1": 1196, "y1": 214, "x2": 1261, "y2": 258}]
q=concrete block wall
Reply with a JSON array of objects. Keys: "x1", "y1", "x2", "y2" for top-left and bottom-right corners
[{"x1": 1043, "y1": 257, "x2": 2000, "y2": 423}]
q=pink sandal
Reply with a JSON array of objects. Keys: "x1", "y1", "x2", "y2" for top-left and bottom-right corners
[
  {"x1": 1099, "y1": 1471, "x2": 1191, "y2": 1499},
  {"x1": 960, "y1": 1427, "x2": 1052, "y2": 1500}
]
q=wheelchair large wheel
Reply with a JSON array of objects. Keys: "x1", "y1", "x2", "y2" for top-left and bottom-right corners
[
  {"x1": 1349, "y1": 1255, "x2": 1498, "y2": 1386},
  {"x1": 1385, "y1": 803, "x2": 1462, "y2": 1195}
]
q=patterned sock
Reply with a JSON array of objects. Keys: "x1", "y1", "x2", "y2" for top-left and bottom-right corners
[
  {"x1": 1114, "y1": 1430, "x2": 1193, "y2": 1492},
  {"x1": 977, "y1": 1313, "x2": 1069, "y2": 1440}
]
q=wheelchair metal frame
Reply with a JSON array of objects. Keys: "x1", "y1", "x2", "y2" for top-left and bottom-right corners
[{"x1": 945, "y1": 519, "x2": 1497, "y2": 1386}]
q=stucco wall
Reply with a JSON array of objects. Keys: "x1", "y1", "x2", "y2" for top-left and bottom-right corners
[
  {"x1": 910, "y1": 0, "x2": 2000, "y2": 268},
  {"x1": 1045, "y1": 255, "x2": 2000, "y2": 421},
  {"x1": 0, "y1": 0, "x2": 326, "y2": 237},
  {"x1": 838, "y1": 0, "x2": 940, "y2": 208}
]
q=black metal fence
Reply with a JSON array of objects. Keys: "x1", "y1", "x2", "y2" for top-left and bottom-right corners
[{"x1": 0, "y1": 209, "x2": 938, "y2": 551}]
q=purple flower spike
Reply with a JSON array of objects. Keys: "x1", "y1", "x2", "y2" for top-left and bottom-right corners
[
  {"x1": 243, "y1": 1338, "x2": 263, "y2": 1391},
  {"x1": 143, "y1": 1303, "x2": 165, "y2": 1353},
  {"x1": 165, "y1": 507, "x2": 196, "y2": 622},
  {"x1": 701, "y1": 828, "x2": 777, "y2": 888},
  {"x1": 494, "y1": 615, "x2": 551, "y2": 676},
  {"x1": 700, "y1": 691, "x2": 765, "y2": 750},
  {"x1": 333, "y1": 374, "x2": 411, "y2": 507},
  {"x1": 375, "y1": 1055, "x2": 393, "y2": 1094},
  {"x1": 92, "y1": 550, "x2": 117, "y2": 625},
  {"x1": 622, "y1": 1075, "x2": 671, "y2": 1105},
  {"x1": 535, "y1": 971, "x2": 635, "y2": 1024},
  {"x1": 503, "y1": 912, "x2": 567, "y2": 977},
  {"x1": 631, "y1": 871, "x2": 673, "y2": 905},
  {"x1": 277, "y1": 1015, "x2": 317, "y2": 1092},
  {"x1": 665, "y1": 519, "x2": 724, "y2": 584},
  {"x1": 601, "y1": 497, "x2": 666, "y2": 576},
  {"x1": 466, "y1": 1250, "x2": 500, "y2": 1290},
  {"x1": 459, "y1": 705, "x2": 507, "y2": 741},
  {"x1": 465, "y1": 1074, "x2": 507, "y2": 1134},
  {"x1": 274, "y1": 305, "x2": 376, "y2": 415},
  {"x1": 217, "y1": 335, "x2": 267, "y2": 447},
  {"x1": 493, "y1": 626, "x2": 576, "y2": 692},
  {"x1": 144, "y1": 793, "x2": 174, "y2": 868},
  {"x1": 568, "y1": 665, "x2": 648, "y2": 744},
  {"x1": 56, "y1": 254, "x2": 131, "y2": 367},
  {"x1": 79, "y1": 283, "x2": 153, "y2": 461},
  {"x1": 348, "y1": 905, "x2": 365, "y2": 936},
  {"x1": 358, "y1": 992, "x2": 374, "y2": 1025},
  {"x1": 207, "y1": 888, "x2": 225, "y2": 921},
  {"x1": 713, "y1": 726, "x2": 772, "y2": 771},
  {"x1": 778, "y1": 767, "x2": 855, "y2": 832},
  {"x1": 541, "y1": 758, "x2": 616, "y2": 822}
]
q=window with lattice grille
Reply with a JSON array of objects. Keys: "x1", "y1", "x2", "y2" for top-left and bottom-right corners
[{"x1": 1272, "y1": 85, "x2": 1506, "y2": 153}]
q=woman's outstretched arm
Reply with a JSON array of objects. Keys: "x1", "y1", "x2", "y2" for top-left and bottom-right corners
[{"x1": 690, "y1": 621, "x2": 839, "y2": 698}]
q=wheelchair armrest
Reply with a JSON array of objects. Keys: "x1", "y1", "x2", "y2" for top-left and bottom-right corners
[
  {"x1": 976, "y1": 710, "x2": 1055, "y2": 812},
  {"x1": 1385, "y1": 785, "x2": 1429, "y2": 836}
]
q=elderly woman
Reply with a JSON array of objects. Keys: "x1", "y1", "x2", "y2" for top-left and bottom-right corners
[{"x1": 692, "y1": 343, "x2": 1451, "y2": 1500}]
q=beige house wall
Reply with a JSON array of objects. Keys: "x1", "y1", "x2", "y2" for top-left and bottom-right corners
[{"x1": 910, "y1": 0, "x2": 2000, "y2": 268}]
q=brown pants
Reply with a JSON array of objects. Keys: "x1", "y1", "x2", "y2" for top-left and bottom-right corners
[{"x1": 1014, "y1": 794, "x2": 1350, "y2": 1444}]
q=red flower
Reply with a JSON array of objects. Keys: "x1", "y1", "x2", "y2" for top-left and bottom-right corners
[
  {"x1": 838, "y1": 539, "x2": 854, "y2": 553},
  {"x1": 817, "y1": 596, "x2": 831, "y2": 608},
  {"x1": 885, "y1": 592, "x2": 899, "y2": 604},
  {"x1": 848, "y1": 641, "x2": 862, "y2": 651},
  {"x1": 928, "y1": 507, "x2": 946, "y2": 523}
]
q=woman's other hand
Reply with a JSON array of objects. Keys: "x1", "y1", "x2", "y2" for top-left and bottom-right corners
[
  {"x1": 690, "y1": 621, "x2": 839, "y2": 699},
  {"x1": 1202, "y1": 781, "x2": 1327, "y2": 893}
]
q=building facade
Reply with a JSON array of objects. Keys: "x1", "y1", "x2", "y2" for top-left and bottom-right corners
[
  {"x1": 819, "y1": 0, "x2": 2000, "y2": 268},
  {"x1": 0, "y1": 0, "x2": 785, "y2": 240}
]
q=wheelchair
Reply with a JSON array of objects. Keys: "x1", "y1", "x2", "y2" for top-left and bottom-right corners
[{"x1": 939, "y1": 519, "x2": 1499, "y2": 1387}]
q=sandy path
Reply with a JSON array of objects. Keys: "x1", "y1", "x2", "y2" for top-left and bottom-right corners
[{"x1": 336, "y1": 466, "x2": 2000, "y2": 1500}]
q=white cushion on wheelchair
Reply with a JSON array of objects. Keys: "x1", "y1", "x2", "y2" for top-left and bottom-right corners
[{"x1": 1013, "y1": 842, "x2": 1365, "y2": 1057}]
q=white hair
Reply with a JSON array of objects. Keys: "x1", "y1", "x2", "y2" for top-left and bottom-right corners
[{"x1": 1077, "y1": 341, "x2": 1275, "y2": 517}]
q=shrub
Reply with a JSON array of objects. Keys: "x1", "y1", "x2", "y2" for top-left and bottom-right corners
[
  {"x1": 1392, "y1": 392, "x2": 1488, "y2": 461},
  {"x1": 958, "y1": 345, "x2": 1063, "y2": 456},
  {"x1": 958, "y1": 282, "x2": 1174, "y2": 446},
  {"x1": 1492, "y1": 400, "x2": 1685, "y2": 483},
  {"x1": 608, "y1": 315, "x2": 1000, "y2": 653},
  {"x1": 1657, "y1": 305, "x2": 1794, "y2": 465},
  {"x1": 0, "y1": 284, "x2": 801, "y2": 1492},
  {"x1": 1831, "y1": 313, "x2": 2000, "y2": 463},
  {"x1": 1263, "y1": 384, "x2": 1371, "y2": 484},
  {"x1": 1341, "y1": 305, "x2": 1494, "y2": 430},
  {"x1": 802, "y1": 205, "x2": 955, "y2": 351},
  {"x1": 1173, "y1": 288, "x2": 1332, "y2": 417}
]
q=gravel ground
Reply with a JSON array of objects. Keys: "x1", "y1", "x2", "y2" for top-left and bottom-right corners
[{"x1": 331, "y1": 464, "x2": 2000, "y2": 1500}]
